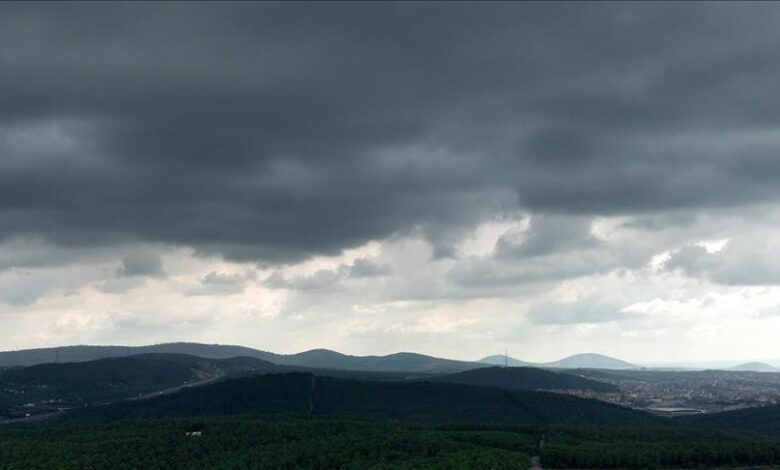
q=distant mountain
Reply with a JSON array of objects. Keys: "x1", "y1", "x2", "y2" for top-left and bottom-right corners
[
  {"x1": 127, "y1": 353, "x2": 280, "y2": 377},
  {"x1": 543, "y1": 353, "x2": 637, "y2": 370},
  {"x1": 0, "y1": 343, "x2": 485, "y2": 374},
  {"x1": 727, "y1": 362, "x2": 780, "y2": 373},
  {"x1": 0, "y1": 343, "x2": 279, "y2": 367},
  {"x1": 0, "y1": 343, "x2": 639, "y2": 373},
  {"x1": 65, "y1": 372, "x2": 665, "y2": 427},
  {"x1": 479, "y1": 355, "x2": 533, "y2": 367},
  {"x1": 281, "y1": 350, "x2": 481, "y2": 374},
  {"x1": 479, "y1": 352, "x2": 637, "y2": 370},
  {"x1": 429, "y1": 366, "x2": 618, "y2": 393}
]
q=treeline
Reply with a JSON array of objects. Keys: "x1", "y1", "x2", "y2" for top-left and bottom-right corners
[
  {"x1": 0, "y1": 416, "x2": 532, "y2": 469},
  {"x1": 540, "y1": 426, "x2": 780, "y2": 469}
]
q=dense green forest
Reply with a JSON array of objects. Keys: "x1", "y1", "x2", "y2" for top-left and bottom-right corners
[
  {"x1": 4, "y1": 415, "x2": 780, "y2": 469},
  {"x1": 678, "y1": 403, "x2": 780, "y2": 437},
  {"x1": 540, "y1": 426, "x2": 780, "y2": 469},
  {"x1": 0, "y1": 416, "x2": 534, "y2": 469},
  {"x1": 62, "y1": 373, "x2": 663, "y2": 427},
  {"x1": 0, "y1": 357, "x2": 194, "y2": 417}
]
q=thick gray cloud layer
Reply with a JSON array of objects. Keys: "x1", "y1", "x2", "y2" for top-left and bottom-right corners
[
  {"x1": 116, "y1": 252, "x2": 164, "y2": 278},
  {"x1": 496, "y1": 216, "x2": 599, "y2": 258},
  {"x1": 3, "y1": 3, "x2": 780, "y2": 263},
  {"x1": 666, "y1": 238, "x2": 780, "y2": 286}
]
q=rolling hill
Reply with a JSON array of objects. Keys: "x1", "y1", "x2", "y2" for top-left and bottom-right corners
[
  {"x1": 0, "y1": 353, "x2": 279, "y2": 418},
  {"x1": 0, "y1": 356, "x2": 194, "y2": 404},
  {"x1": 275, "y1": 349, "x2": 483, "y2": 373},
  {"x1": 429, "y1": 366, "x2": 618, "y2": 393},
  {"x1": 543, "y1": 353, "x2": 637, "y2": 369},
  {"x1": 479, "y1": 353, "x2": 637, "y2": 370},
  {"x1": 679, "y1": 404, "x2": 780, "y2": 436},
  {"x1": 727, "y1": 362, "x2": 780, "y2": 373},
  {"x1": 0, "y1": 343, "x2": 484, "y2": 373},
  {"x1": 0, "y1": 343, "x2": 278, "y2": 367},
  {"x1": 1, "y1": 343, "x2": 643, "y2": 373},
  {"x1": 479, "y1": 355, "x2": 533, "y2": 367},
  {"x1": 63, "y1": 372, "x2": 665, "y2": 427}
]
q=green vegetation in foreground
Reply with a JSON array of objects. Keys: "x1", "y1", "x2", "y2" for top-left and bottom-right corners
[
  {"x1": 540, "y1": 426, "x2": 780, "y2": 469},
  {"x1": 4, "y1": 416, "x2": 780, "y2": 470},
  {"x1": 0, "y1": 416, "x2": 534, "y2": 470}
]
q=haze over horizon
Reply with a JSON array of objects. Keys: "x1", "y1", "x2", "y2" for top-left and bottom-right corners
[{"x1": 3, "y1": 3, "x2": 780, "y2": 364}]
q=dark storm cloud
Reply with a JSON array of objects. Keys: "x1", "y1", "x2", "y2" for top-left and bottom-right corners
[
  {"x1": 93, "y1": 250, "x2": 164, "y2": 294},
  {"x1": 496, "y1": 216, "x2": 599, "y2": 258},
  {"x1": 665, "y1": 239, "x2": 780, "y2": 286},
  {"x1": 3, "y1": 3, "x2": 780, "y2": 263}
]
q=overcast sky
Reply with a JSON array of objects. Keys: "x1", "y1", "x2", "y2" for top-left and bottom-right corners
[{"x1": 2, "y1": 3, "x2": 780, "y2": 364}]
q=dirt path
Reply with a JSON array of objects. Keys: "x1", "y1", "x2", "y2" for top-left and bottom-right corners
[
  {"x1": 531, "y1": 435, "x2": 545, "y2": 469},
  {"x1": 127, "y1": 372, "x2": 223, "y2": 401}
]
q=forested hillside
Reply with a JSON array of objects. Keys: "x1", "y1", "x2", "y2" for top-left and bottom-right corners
[
  {"x1": 62, "y1": 372, "x2": 663, "y2": 427},
  {"x1": 678, "y1": 404, "x2": 780, "y2": 436},
  {"x1": 430, "y1": 367, "x2": 617, "y2": 392},
  {"x1": 0, "y1": 354, "x2": 278, "y2": 418}
]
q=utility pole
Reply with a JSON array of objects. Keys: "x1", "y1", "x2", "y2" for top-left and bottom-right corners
[{"x1": 504, "y1": 348, "x2": 508, "y2": 368}]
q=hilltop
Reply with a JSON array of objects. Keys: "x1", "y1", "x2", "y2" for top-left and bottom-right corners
[
  {"x1": 727, "y1": 362, "x2": 780, "y2": 373},
  {"x1": 479, "y1": 355, "x2": 533, "y2": 367},
  {"x1": 544, "y1": 353, "x2": 637, "y2": 369},
  {"x1": 479, "y1": 353, "x2": 637, "y2": 370}
]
